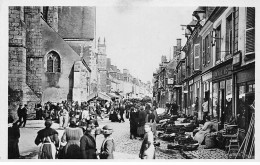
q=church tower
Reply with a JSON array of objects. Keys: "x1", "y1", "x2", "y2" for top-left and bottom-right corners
[{"x1": 97, "y1": 37, "x2": 108, "y2": 92}]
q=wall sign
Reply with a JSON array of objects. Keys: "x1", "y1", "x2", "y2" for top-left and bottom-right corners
[
  {"x1": 167, "y1": 78, "x2": 174, "y2": 85},
  {"x1": 233, "y1": 51, "x2": 241, "y2": 66},
  {"x1": 202, "y1": 72, "x2": 212, "y2": 81},
  {"x1": 212, "y1": 63, "x2": 232, "y2": 80},
  {"x1": 189, "y1": 79, "x2": 194, "y2": 85}
]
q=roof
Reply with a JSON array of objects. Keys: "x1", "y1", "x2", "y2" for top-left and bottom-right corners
[{"x1": 86, "y1": 92, "x2": 111, "y2": 102}]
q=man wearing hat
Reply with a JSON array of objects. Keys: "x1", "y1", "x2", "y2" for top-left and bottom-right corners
[
  {"x1": 17, "y1": 103, "x2": 23, "y2": 126},
  {"x1": 99, "y1": 125, "x2": 115, "y2": 159},
  {"x1": 18, "y1": 104, "x2": 28, "y2": 127}
]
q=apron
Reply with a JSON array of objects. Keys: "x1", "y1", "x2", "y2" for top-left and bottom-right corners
[{"x1": 38, "y1": 136, "x2": 56, "y2": 159}]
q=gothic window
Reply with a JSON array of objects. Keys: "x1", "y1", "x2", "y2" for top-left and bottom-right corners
[{"x1": 46, "y1": 51, "x2": 61, "y2": 73}]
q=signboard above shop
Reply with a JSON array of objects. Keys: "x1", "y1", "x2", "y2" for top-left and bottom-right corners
[
  {"x1": 212, "y1": 63, "x2": 232, "y2": 80},
  {"x1": 167, "y1": 78, "x2": 174, "y2": 85},
  {"x1": 189, "y1": 79, "x2": 194, "y2": 85}
]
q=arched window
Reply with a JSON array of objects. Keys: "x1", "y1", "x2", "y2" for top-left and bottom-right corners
[{"x1": 46, "y1": 51, "x2": 61, "y2": 72}]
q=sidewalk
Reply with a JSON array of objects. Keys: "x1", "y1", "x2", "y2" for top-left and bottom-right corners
[{"x1": 180, "y1": 145, "x2": 228, "y2": 159}]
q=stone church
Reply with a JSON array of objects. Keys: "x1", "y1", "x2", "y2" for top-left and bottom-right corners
[{"x1": 8, "y1": 6, "x2": 97, "y2": 115}]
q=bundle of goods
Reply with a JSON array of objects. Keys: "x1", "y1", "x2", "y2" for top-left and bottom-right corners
[
  {"x1": 184, "y1": 124, "x2": 196, "y2": 132},
  {"x1": 167, "y1": 143, "x2": 181, "y2": 150},
  {"x1": 182, "y1": 143, "x2": 199, "y2": 151},
  {"x1": 165, "y1": 125, "x2": 185, "y2": 134},
  {"x1": 158, "y1": 114, "x2": 172, "y2": 121},
  {"x1": 225, "y1": 125, "x2": 238, "y2": 135},
  {"x1": 160, "y1": 133, "x2": 176, "y2": 142},
  {"x1": 175, "y1": 134, "x2": 198, "y2": 145},
  {"x1": 156, "y1": 124, "x2": 165, "y2": 131},
  {"x1": 204, "y1": 132, "x2": 216, "y2": 149}
]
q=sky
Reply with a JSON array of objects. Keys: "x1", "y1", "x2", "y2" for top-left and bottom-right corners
[{"x1": 96, "y1": 5, "x2": 197, "y2": 83}]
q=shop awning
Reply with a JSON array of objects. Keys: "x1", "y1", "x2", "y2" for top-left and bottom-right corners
[
  {"x1": 173, "y1": 85, "x2": 182, "y2": 88},
  {"x1": 86, "y1": 92, "x2": 112, "y2": 102},
  {"x1": 107, "y1": 92, "x2": 121, "y2": 99}
]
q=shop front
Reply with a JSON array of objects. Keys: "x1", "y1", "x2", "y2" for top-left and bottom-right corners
[
  {"x1": 235, "y1": 65, "x2": 255, "y2": 132},
  {"x1": 187, "y1": 79, "x2": 194, "y2": 115},
  {"x1": 212, "y1": 62, "x2": 233, "y2": 128},
  {"x1": 201, "y1": 71, "x2": 212, "y2": 120},
  {"x1": 193, "y1": 75, "x2": 201, "y2": 119},
  {"x1": 183, "y1": 82, "x2": 188, "y2": 115}
]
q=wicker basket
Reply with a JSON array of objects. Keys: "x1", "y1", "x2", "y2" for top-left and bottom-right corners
[
  {"x1": 182, "y1": 143, "x2": 199, "y2": 151},
  {"x1": 205, "y1": 133, "x2": 216, "y2": 149}
]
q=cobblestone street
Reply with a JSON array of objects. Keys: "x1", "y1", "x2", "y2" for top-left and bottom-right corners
[{"x1": 18, "y1": 116, "x2": 184, "y2": 159}]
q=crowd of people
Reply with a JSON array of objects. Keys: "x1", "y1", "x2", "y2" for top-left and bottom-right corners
[{"x1": 8, "y1": 97, "x2": 159, "y2": 159}]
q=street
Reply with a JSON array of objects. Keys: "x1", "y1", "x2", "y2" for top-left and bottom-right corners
[{"x1": 18, "y1": 116, "x2": 184, "y2": 159}]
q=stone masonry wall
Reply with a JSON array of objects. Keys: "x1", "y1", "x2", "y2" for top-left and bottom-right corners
[
  {"x1": 9, "y1": 6, "x2": 27, "y2": 118},
  {"x1": 47, "y1": 6, "x2": 58, "y2": 32},
  {"x1": 24, "y1": 6, "x2": 43, "y2": 94}
]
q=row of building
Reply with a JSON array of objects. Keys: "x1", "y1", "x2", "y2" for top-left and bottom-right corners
[
  {"x1": 153, "y1": 7, "x2": 255, "y2": 134},
  {"x1": 97, "y1": 38, "x2": 152, "y2": 100},
  {"x1": 8, "y1": 6, "x2": 152, "y2": 114}
]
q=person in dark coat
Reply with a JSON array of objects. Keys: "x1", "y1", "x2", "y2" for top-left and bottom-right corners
[
  {"x1": 17, "y1": 104, "x2": 23, "y2": 125},
  {"x1": 137, "y1": 106, "x2": 147, "y2": 138},
  {"x1": 18, "y1": 104, "x2": 28, "y2": 127},
  {"x1": 129, "y1": 107, "x2": 138, "y2": 139},
  {"x1": 99, "y1": 125, "x2": 115, "y2": 159},
  {"x1": 8, "y1": 116, "x2": 20, "y2": 159},
  {"x1": 35, "y1": 119, "x2": 59, "y2": 159},
  {"x1": 119, "y1": 103, "x2": 125, "y2": 123},
  {"x1": 80, "y1": 125, "x2": 97, "y2": 159}
]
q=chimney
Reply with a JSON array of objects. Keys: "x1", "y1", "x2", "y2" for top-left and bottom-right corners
[
  {"x1": 177, "y1": 38, "x2": 182, "y2": 52},
  {"x1": 161, "y1": 55, "x2": 167, "y2": 63},
  {"x1": 173, "y1": 46, "x2": 177, "y2": 60}
]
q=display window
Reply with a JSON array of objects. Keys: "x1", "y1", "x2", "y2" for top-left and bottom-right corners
[
  {"x1": 237, "y1": 81, "x2": 255, "y2": 131},
  {"x1": 212, "y1": 82, "x2": 219, "y2": 118}
]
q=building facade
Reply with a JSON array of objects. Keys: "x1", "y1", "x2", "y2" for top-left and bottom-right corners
[
  {"x1": 9, "y1": 6, "x2": 95, "y2": 115},
  {"x1": 153, "y1": 7, "x2": 255, "y2": 137}
]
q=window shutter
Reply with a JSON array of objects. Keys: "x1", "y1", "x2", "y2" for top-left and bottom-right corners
[
  {"x1": 246, "y1": 7, "x2": 255, "y2": 55},
  {"x1": 194, "y1": 44, "x2": 200, "y2": 70},
  {"x1": 207, "y1": 34, "x2": 211, "y2": 64},
  {"x1": 216, "y1": 25, "x2": 221, "y2": 61},
  {"x1": 202, "y1": 38, "x2": 205, "y2": 66}
]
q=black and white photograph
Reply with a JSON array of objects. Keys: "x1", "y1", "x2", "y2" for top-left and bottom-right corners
[{"x1": 0, "y1": 0, "x2": 259, "y2": 161}]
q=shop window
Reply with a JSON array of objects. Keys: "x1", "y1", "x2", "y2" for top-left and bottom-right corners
[
  {"x1": 237, "y1": 82, "x2": 255, "y2": 131},
  {"x1": 46, "y1": 51, "x2": 61, "y2": 73},
  {"x1": 190, "y1": 85, "x2": 193, "y2": 107},
  {"x1": 212, "y1": 83, "x2": 219, "y2": 118},
  {"x1": 225, "y1": 79, "x2": 232, "y2": 123}
]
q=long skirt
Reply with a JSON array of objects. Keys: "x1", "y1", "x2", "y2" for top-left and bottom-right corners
[
  {"x1": 63, "y1": 140, "x2": 81, "y2": 159},
  {"x1": 137, "y1": 125, "x2": 145, "y2": 137},
  {"x1": 8, "y1": 139, "x2": 20, "y2": 159},
  {"x1": 38, "y1": 142, "x2": 56, "y2": 159},
  {"x1": 130, "y1": 122, "x2": 137, "y2": 136}
]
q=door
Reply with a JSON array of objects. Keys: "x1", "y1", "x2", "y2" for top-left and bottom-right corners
[{"x1": 218, "y1": 89, "x2": 225, "y2": 126}]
